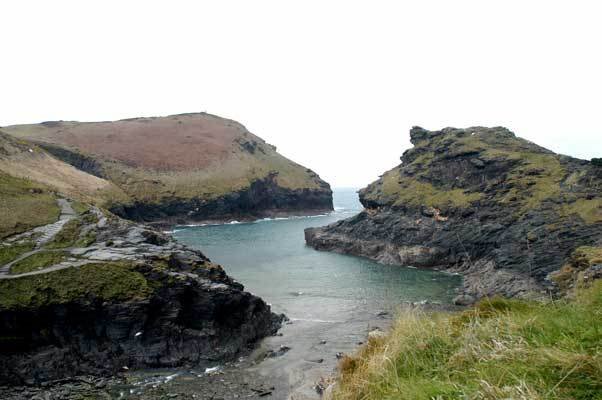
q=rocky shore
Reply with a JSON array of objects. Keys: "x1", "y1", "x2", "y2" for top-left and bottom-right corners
[
  {"x1": 0, "y1": 200, "x2": 283, "y2": 386},
  {"x1": 306, "y1": 126, "x2": 602, "y2": 302}
]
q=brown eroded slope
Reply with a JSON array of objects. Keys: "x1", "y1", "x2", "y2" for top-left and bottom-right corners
[
  {"x1": 4, "y1": 113, "x2": 333, "y2": 222},
  {"x1": 0, "y1": 131, "x2": 128, "y2": 209},
  {"x1": 7, "y1": 113, "x2": 246, "y2": 171}
]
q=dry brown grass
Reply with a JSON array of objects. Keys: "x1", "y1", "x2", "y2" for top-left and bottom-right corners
[
  {"x1": 332, "y1": 284, "x2": 602, "y2": 400},
  {"x1": 5, "y1": 113, "x2": 326, "y2": 203}
]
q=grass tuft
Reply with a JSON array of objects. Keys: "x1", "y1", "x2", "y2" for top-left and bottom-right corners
[
  {"x1": 332, "y1": 282, "x2": 602, "y2": 400},
  {"x1": 10, "y1": 251, "x2": 67, "y2": 275},
  {"x1": 0, "y1": 242, "x2": 35, "y2": 266}
]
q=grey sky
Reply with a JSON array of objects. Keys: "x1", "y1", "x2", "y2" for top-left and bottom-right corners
[{"x1": 1, "y1": 1, "x2": 600, "y2": 187}]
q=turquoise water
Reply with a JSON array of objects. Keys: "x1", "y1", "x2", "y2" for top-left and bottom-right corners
[{"x1": 173, "y1": 189, "x2": 460, "y2": 321}]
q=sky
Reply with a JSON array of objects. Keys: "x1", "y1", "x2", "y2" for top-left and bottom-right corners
[{"x1": 1, "y1": 1, "x2": 600, "y2": 187}]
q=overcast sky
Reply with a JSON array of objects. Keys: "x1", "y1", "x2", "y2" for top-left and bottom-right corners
[{"x1": 1, "y1": 1, "x2": 600, "y2": 187}]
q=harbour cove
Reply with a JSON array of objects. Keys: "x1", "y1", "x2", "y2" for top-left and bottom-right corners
[
  {"x1": 167, "y1": 188, "x2": 462, "y2": 399},
  {"x1": 57, "y1": 189, "x2": 462, "y2": 399}
]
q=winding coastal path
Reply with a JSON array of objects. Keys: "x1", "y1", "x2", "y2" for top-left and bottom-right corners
[{"x1": 0, "y1": 198, "x2": 77, "y2": 278}]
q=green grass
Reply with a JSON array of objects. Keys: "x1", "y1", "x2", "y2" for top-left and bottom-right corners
[
  {"x1": 46, "y1": 219, "x2": 82, "y2": 249},
  {"x1": 0, "y1": 172, "x2": 60, "y2": 239},
  {"x1": 0, "y1": 241, "x2": 35, "y2": 266},
  {"x1": 10, "y1": 251, "x2": 67, "y2": 274},
  {"x1": 0, "y1": 262, "x2": 153, "y2": 309},
  {"x1": 366, "y1": 167, "x2": 482, "y2": 209},
  {"x1": 562, "y1": 198, "x2": 602, "y2": 224},
  {"x1": 333, "y1": 282, "x2": 602, "y2": 400},
  {"x1": 74, "y1": 229, "x2": 97, "y2": 247},
  {"x1": 71, "y1": 201, "x2": 91, "y2": 215}
]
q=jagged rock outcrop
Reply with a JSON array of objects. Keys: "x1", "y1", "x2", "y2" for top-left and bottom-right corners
[
  {"x1": 2, "y1": 113, "x2": 333, "y2": 223},
  {"x1": 306, "y1": 126, "x2": 602, "y2": 301},
  {"x1": 0, "y1": 202, "x2": 283, "y2": 385}
]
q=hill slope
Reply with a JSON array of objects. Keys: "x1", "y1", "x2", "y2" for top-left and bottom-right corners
[
  {"x1": 3, "y1": 113, "x2": 333, "y2": 223},
  {"x1": 306, "y1": 127, "x2": 602, "y2": 301},
  {"x1": 0, "y1": 131, "x2": 129, "y2": 238}
]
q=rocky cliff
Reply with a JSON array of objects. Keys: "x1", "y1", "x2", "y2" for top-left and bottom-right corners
[
  {"x1": 306, "y1": 127, "x2": 602, "y2": 301},
  {"x1": 0, "y1": 200, "x2": 282, "y2": 385},
  {"x1": 3, "y1": 113, "x2": 333, "y2": 223},
  {"x1": 0, "y1": 133, "x2": 283, "y2": 385}
]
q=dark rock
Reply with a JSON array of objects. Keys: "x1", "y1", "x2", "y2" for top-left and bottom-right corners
[
  {"x1": 265, "y1": 345, "x2": 291, "y2": 358},
  {"x1": 0, "y1": 215, "x2": 284, "y2": 386},
  {"x1": 305, "y1": 126, "x2": 602, "y2": 300},
  {"x1": 453, "y1": 294, "x2": 475, "y2": 306},
  {"x1": 114, "y1": 172, "x2": 333, "y2": 225}
]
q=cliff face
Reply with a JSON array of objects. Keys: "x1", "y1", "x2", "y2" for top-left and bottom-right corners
[
  {"x1": 3, "y1": 113, "x2": 333, "y2": 223},
  {"x1": 0, "y1": 202, "x2": 282, "y2": 385},
  {"x1": 306, "y1": 127, "x2": 602, "y2": 300}
]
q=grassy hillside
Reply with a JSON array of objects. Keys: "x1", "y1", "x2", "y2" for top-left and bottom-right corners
[
  {"x1": 332, "y1": 280, "x2": 602, "y2": 400},
  {"x1": 3, "y1": 113, "x2": 329, "y2": 205},
  {"x1": 0, "y1": 131, "x2": 129, "y2": 208},
  {"x1": 0, "y1": 172, "x2": 60, "y2": 239}
]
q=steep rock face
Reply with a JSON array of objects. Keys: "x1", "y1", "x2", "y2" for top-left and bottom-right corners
[
  {"x1": 3, "y1": 113, "x2": 333, "y2": 222},
  {"x1": 0, "y1": 204, "x2": 282, "y2": 385},
  {"x1": 112, "y1": 172, "x2": 333, "y2": 224},
  {"x1": 306, "y1": 127, "x2": 602, "y2": 300}
]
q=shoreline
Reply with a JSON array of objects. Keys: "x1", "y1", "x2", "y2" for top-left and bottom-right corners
[
  {"x1": 0, "y1": 302, "x2": 463, "y2": 400},
  {"x1": 146, "y1": 208, "x2": 337, "y2": 231}
]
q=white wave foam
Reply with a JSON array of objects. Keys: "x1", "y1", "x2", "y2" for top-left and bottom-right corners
[{"x1": 290, "y1": 318, "x2": 340, "y2": 323}]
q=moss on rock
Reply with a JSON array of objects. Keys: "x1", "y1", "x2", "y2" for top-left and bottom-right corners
[
  {"x1": 0, "y1": 262, "x2": 152, "y2": 310},
  {"x1": 10, "y1": 251, "x2": 68, "y2": 275}
]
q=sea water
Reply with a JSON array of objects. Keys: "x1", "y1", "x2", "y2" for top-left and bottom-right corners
[{"x1": 174, "y1": 188, "x2": 460, "y2": 321}]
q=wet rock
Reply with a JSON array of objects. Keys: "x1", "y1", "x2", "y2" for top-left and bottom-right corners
[
  {"x1": 453, "y1": 294, "x2": 475, "y2": 306},
  {"x1": 265, "y1": 345, "x2": 291, "y2": 358}
]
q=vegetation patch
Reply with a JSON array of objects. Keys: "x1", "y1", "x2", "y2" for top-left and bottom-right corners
[
  {"x1": 0, "y1": 262, "x2": 152, "y2": 309},
  {"x1": 46, "y1": 219, "x2": 82, "y2": 249},
  {"x1": 332, "y1": 282, "x2": 602, "y2": 400},
  {"x1": 373, "y1": 168, "x2": 481, "y2": 209},
  {"x1": 71, "y1": 201, "x2": 91, "y2": 215},
  {"x1": 75, "y1": 229, "x2": 97, "y2": 247},
  {"x1": 0, "y1": 172, "x2": 60, "y2": 239},
  {"x1": 0, "y1": 241, "x2": 35, "y2": 266},
  {"x1": 562, "y1": 198, "x2": 602, "y2": 224},
  {"x1": 10, "y1": 251, "x2": 67, "y2": 275}
]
